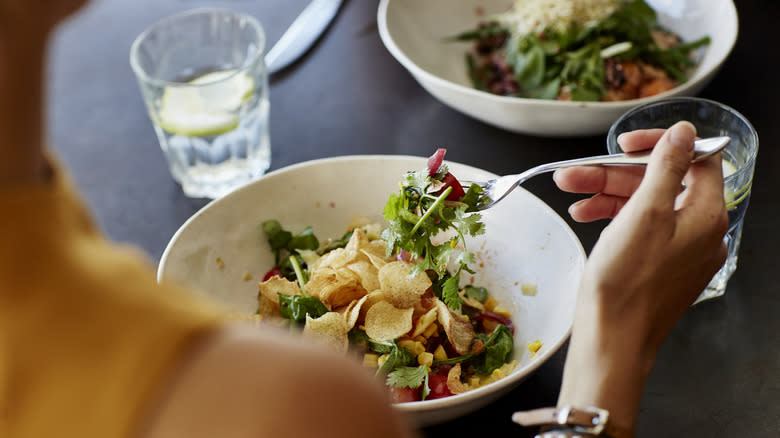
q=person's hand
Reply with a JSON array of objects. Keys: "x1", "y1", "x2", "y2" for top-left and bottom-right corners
[{"x1": 556, "y1": 121, "x2": 729, "y2": 433}]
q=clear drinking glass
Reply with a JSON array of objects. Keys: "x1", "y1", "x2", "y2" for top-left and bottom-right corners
[
  {"x1": 607, "y1": 97, "x2": 759, "y2": 304},
  {"x1": 130, "y1": 8, "x2": 270, "y2": 199}
]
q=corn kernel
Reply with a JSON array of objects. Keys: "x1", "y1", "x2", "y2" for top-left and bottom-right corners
[
  {"x1": 492, "y1": 306, "x2": 512, "y2": 318},
  {"x1": 422, "y1": 322, "x2": 438, "y2": 339},
  {"x1": 482, "y1": 319, "x2": 498, "y2": 332},
  {"x1": 433, "y1": 344, "x2": 448, "y2": 361},
  {"x1": 527, "y1": 340, "x2": 542, "y2": 358},
  {"x1": 377, "y1": 354, "x2": 389, "y2": 368},
  {"x1": 413, "y1": 335, "x2": 428, "y2": 344},
  {"x1": 417, "y1": 352, "x2": 434, "y2": 367},
  {"x1": 468, "y1": 376, "x2": 481, "y2": 387},
  {"x1": 363, "y1": 353, "x2": 379, "y2": 369},
  {"x1": 521, "y1": 283, "x2": 538, "y2": 296},
  {"x1": 484, "y1": 296, "x2": 498, "y2": 312},
  {"x1": 215, "y1": 257, "x2": 225, "y2": 269},
  {"x1": 398, "y1": 340, "x2": 425, "y2": 356},
  {"x1": 450, "y1": 239, "x2": 457, "y2": 248},
  {"x1": 242, "y1": 271, "x2": 253, "y2": 282}
]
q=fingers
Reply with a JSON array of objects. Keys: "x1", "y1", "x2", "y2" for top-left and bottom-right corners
[
  {"x1": 616, "y1": 129, "x2": 666, "y2": 153},
  {"x1": 568, "y1": 194, "x2": 629, "y2": 222},
  {"x1": 554, "y1": 166, "x2": 645, "y2": 197},
  {"x1": 633, "y1": 121, "x2": 697, "y2": 210}
]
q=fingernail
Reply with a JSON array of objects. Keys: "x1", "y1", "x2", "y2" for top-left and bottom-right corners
[
  {"x1": 669, "y1": 121, "x2": 697, "y2": 152},
  {"x1": 617, "y1": 132, "x2": 627, "y2": 145}
]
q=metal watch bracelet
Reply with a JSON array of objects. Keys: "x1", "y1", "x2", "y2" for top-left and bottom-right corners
[{"x1": 512, "y1": 406, "x2": 632, "y2": 438}]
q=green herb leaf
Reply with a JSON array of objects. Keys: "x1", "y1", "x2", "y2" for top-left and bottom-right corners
[
  {"x1": 278, "y1": 294, "x2": 328, "y2": 323},
  {"x1": 348, "y1": 329, "x2": 397, "y2": 354},
  {"x1": 386, "y1": 365, "x2": 429, "y2": 389},
  {"x1": 289, "y1": 226, "x2": 320, "y2": 251},
  {"x1": 441, "y1": 275, "x2": 464, "y2": 311},
  {"x1": 377, "y1": 345, "x2": 415, "y2": 375},
  {"x1": 262, "y1": 220, "x2": 293, "y2": 265},
  {"x1": 317, "y1": 230, "x2": 353, "y2": 255}
]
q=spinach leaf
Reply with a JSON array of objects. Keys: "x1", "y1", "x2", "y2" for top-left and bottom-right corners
[
  {"x1": 348, "y1": 329, "x2": 396, "y2": 354},
  {"x1": 288, "y1": 226, "x2": 319, "y2": 252},
  {"x1": 472, "y1": 324, "x2": 514, "y2": 376},
  {"x1": 278, "y1": 294, "x2": 328, "y2": 323},
  {"x1": 262, "y1": 220, "x2": 292, "y2": 265},
  {"x1": 464, "y1": 285, "x2": 489, "y2": 303}
]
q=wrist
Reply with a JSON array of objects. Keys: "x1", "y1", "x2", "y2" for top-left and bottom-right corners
[{"x1": 558, "y1": 301, "x2": 658, "y2": 433}]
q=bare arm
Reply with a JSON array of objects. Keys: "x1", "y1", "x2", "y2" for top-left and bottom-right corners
[
  {"x1": 139, "y1": 325, "x2": 415, "y2": 438},
  {"x1": 555, "y1": 122, "x2": 728, "y2": 433}
]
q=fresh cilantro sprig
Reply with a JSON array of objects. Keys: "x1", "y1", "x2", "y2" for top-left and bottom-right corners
[
  {"x1": 381, "y1": 163, "x2": 487, "y2": 311},
  {"x1": 386, "y1": 365, "x2": 431, "y2": 401}
]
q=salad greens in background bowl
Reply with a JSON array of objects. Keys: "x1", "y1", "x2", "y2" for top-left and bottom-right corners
[
  {"x1": 158, "y1": 155, "x2": 586, "y2": 426},
  {"x1": 377, "y1": 0, "x2": 738, "y2": 137}
]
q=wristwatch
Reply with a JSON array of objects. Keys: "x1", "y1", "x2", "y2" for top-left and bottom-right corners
[{"x1": 512, "y1": 406, "x2": 631, "y2": 438}]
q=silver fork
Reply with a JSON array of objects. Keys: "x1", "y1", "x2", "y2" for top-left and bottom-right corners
[{"x1": 462, "y1": 136, "x2": 731, "y2": 211}]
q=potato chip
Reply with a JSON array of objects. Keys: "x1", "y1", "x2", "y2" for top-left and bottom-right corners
[
  {"x1": 363, "y1": 240, "x2": 388, "y2": 259},
  {"x1": 257, "y1": 294, "x2": 281, "y2": 317},
  {"x1": 364, "y1": 301, "x2": 414, "y2": 341},
  {"x1": 341, "y1": 295, "x2": 368, "y2": 330},
  {"x1": 257, "y1": 275, "x2": 301, "y2": 305},
  {"x1": 303, "y1": 312, "x2": 349, "y2": 353},
  {"x1": 346, "y1": 260, "x2": 380, "y2": 291},
  {"x1": 345, "y1": 227, "x2": 369, "y2": 253},
  {"x1": 435, "y1": 299, "x2": 475, "y2": 355},
  {"x1": 378, "y1": 261, "x2": 431, "y2": 309},
  {"x1": 459, "y1": 291, "x2": 485, "y2": 311},
  {"x1": 446, "y1": 364, "x2": 470, "y2": 394},
  {"x1": 361, "y1": 249, "x2": 388, "y2": 271},
  {"x1": 307, "y1": 267, "x2": 367, "y2": 309},
  {"x1": 411, "y1": 307, "x2": 438, "y2": 338},
  {"x1": 347, "y1": 215, "x2": 374, "y2": 231}
]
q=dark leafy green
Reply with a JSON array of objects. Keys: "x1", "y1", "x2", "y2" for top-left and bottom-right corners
[
  {"x1": 377, "y1": 345, "x2": 415, "y2": 376},
  {"x1": 471, "y1": 324, "x2": 514, "y2": 376},
  {"x1": 464, "y1": 285, "x2": 489, "y2": 303},
  {"x1": 261, "y1": 220, "x2": 322, "y2": 285},
  {"x1": 458, "y1": 0, "x2": 709, "y2": 101},
  {"x1": 348, "y1": 329, "x2": 396, "y2": 354},
  {"x1": 278, "y1": 294, "x2": 328, "y2": 322}
]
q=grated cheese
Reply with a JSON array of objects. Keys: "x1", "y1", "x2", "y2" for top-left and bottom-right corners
[{"x1": 499, "y1": 0, "x2": 623, "y2": 36}]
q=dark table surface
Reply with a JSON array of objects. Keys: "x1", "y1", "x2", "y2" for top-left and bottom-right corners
[{"x1": 49, "y1": 0, "x2": 779, "y2": 436}]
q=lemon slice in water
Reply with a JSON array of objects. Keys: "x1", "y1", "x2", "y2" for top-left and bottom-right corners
[
  {"x1": 722, "y1": 159, "x2": 749, "y2": 210},
  {"x1": 157, "y1": 70, "x2": 254, "y2": 137}
]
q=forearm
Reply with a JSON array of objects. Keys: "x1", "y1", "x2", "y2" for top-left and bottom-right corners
[
  {"x1": 0, "y1": 31, "x2": 49, "y2": 185},
  {"x1": 557, "y1": 293, "x2": 657, "y2": 435}
]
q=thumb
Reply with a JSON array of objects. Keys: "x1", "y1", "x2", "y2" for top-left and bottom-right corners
[{"x1": 636, "y1": 121, "x2": 697, "y2": 209}]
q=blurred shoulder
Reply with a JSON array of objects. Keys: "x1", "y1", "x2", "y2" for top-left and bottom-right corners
[{"x1": 140, "y1": 324, "x2": 415, "y2": 438}]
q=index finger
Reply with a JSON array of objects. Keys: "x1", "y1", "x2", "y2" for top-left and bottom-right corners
[{"x1": 616, "y1": 129, "x2": 667, "y2": 153}]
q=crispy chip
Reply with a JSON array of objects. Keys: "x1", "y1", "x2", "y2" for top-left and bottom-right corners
[
  {"x1": 411, "y1": 307, "x2": 439, "y2": 338},
  {"x1": 435, "y1": 298, "x2": 475, "y2": 355},
  {"x1": 363, "y1": 241, "x2": 388, "y2": 259},
  {"x1": 257, "y1": 294, "x2": 281, "y2": 317},
  {"x1": 364, "y1": 301, "x2": 414, "y2": 341},
  {"x1": 378, "y1": 261, "x2": 431, "y2": 309},
  {"x1": 446, "y1": 364, "x2": 470, "y2": 394},
  {"x1": 459, "y1": 291, "x2": 485, "y2": 311},
  {"x1": 361, "y1": 249, "x2": 388, "y2": 270},
  {"x1": 346, "y1": 260, "x2": 380, "y2": 291},
  {"x1": 307, "y1": 267, "x2": 367, "y2": 308},
  {"x1": 341, "y1": 295, "x2": 369, "y2": 330},
  {"x1": 345, "y1": 228, "x2": 369, "y2": 253},
  {"x1": 347, "y1": 215, "x2": 374, "y2": 231},
  {"x1": 303, "y1": 312, "x2": 349, "y2": 353},
  {"x1": 257, "y1": 276, "x2": 302, "y2": 305}
]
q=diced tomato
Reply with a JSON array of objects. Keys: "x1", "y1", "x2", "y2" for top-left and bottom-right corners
[
  {"x1": 391, "y1": 386, "x2": 420, "y2": 403},
  {"x1": 440, "y1": 172, "x2": 466, "y2": 201},
  {"x1": 262, "y1": 267, "x2": 282, "y2": 282},
  {"x1": 427, "y1": 372, "x2": 454, "y2": 400},
  {"x1": 427, "y1": 148, "x2": 447, "y2": 176}
]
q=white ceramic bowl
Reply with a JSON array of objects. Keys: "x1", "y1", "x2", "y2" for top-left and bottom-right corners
[
  {"x1": 158, "y1": 156, "x2": 586, "y2": 426},
  {"x1": 378, "y1": 0, "x2": 738, "y2": 137}
]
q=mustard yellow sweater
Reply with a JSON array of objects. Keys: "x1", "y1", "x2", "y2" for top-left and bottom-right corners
[{"x1": 0, "y1": 164, "x2": 222, "y2": 437}]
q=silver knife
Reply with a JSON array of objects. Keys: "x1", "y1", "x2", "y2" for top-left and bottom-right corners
[{"x1": 265, "y1": 0, "x2": 343, "y2": 75}]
